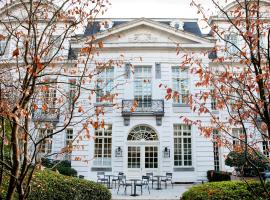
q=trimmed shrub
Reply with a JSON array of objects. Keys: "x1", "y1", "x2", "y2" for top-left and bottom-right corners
[
  {"x1": 207, "y1": 170, "x2": 231, "y2": 182},
  {"x1": 2, "y1": 170, "x2": 111, "y2": 200},
  {"x1": 41, "y1": 158, "x2": 77, "y2": 177},
  {"x1": 181, "y1": 181, "x2": 270, "y2": 200}
]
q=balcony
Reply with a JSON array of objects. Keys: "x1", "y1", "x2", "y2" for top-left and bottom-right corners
[
  {"x1": 32, "y1": 108, "x2": 60, "y2": 123},
  {"x1": 122, "y1": 99, "x2": 164, "y2": 126}
]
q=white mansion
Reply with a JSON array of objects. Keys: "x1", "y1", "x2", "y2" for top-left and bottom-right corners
[{"x1": 1, "y1": 1, "x2": 269, "y2": 182}]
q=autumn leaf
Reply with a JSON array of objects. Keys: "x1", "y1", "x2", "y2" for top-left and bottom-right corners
[
  {"x1": 42, "y1": 104, "x2": 48, "y2": 112},
  {"x1": 12, "y1": 48, "x2": 19, "y2": 57},
  {"x1": 98, "y1": 41, "x2": 104, "y2": 48}
]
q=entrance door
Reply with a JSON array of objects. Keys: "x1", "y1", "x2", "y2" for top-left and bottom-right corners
[
  {"x1": 127, "y1": 145, "x2": 158, "y2": 177},
  {"x1": 126, "y1": 125, "x2": 159, "y2": 178}
]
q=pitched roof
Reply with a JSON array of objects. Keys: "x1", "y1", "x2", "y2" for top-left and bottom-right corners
[{"x1": 83, "y1": 18, "x2": 202, "y2": 37}]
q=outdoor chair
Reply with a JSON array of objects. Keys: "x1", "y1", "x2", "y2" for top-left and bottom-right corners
[
  {"x1": 135, "y1": 175, "x2": 150, "y2": 194},
  {"x1": 112, "y1": 172, "x2": 124, "y2": 188},
  {"x1": 117, "y1": 175, "x2": 132, "y2": 195},
  {"x1": 161, "y1": 172, "x2": 174, "y2": 188},
  {"x1": 146, "y1": 172, "x2": 157, "y2": 188},
  {"x1": 97, "y1": 172, "x2": 108, "y2": 185}
]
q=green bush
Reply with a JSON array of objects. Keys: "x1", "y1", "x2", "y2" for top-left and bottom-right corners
[
  {"x1": 207, "y1": 170, "x2": 231, "y2": 182},
  {"x1": 2, "y1": 170, "x2": 111, "y2": 200},
  {"x1": 181, "y1": 181, "x2": 270, "y2": 200},
  {"x1": 225, "y1": 150, "x2": 269, "y2": 170},
  {"x1": 41, "y1": 158, "x2": 77, "y2": 177}
]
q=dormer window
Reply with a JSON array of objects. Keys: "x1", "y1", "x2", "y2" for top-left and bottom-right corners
[
  {"x1": 170, "y1": 20, "x2": 184, "y2": 31},
  {"x1": 100, "y1": 20, "x2": 114, "y2": 31}
]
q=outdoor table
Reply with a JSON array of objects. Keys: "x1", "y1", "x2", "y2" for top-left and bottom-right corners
[
  {"x1": 105, "y1": 174, "x2": 115, "y2": 189},
  {"x1": 128, "y1": 178, "x2": 141, "y2": 196},
  {"x1": 154, "y1": 175, "x2": 166, "y2": 190}
]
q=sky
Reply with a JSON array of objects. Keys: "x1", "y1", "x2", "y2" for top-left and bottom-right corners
[
  {"x1": 100, "y1": 0, "x2": 217, "y2": 33},
  {"x1": 102, "y1": 0, "x2": 204, "y2": 18}
]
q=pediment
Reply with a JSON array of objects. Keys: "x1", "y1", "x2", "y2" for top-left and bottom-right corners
[
  {"x1": 98, "y1": 24, "x2": 198, "y2": 44},
  {"x1": 91, "y1": 19, "x2": 213, "y2": 48}
]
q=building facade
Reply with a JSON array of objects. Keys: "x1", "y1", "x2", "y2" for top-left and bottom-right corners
[{"x1": 1, "y1": 0, "x2": 269, "y2": 183}]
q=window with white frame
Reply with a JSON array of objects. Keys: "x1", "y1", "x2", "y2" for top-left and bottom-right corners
[
  {"x1": 65, "y1": 129, "x2": 73, "y2": 160},
  {"x1": 68, "y1": 79, "x2": 76, "y2": 110},
  {"x1": 174, "y1": 124, "x2": 192, "y2": 167},
  {"x1": 225, "y1": 34, "x2": 238, "y2": 55},
  {"x1": 43, "y1": 80, "x2": 57, "y2": 110},
  {"x1": 39, "y1": 129, "x2": 53, "y2": 154},
  {"x1": 94, "y1": 125, "x2": 112, "y2": 167},
  {"x1": 213, "y1": 130, "x2": 220, "y2": 171},
  {"x1": 172, "y1": 67, "x2": 189, "y2": 104},
  {"x1": 96, "y1": 67, "x2": 114, "y2": 103},
  {"x1": 45, "y1": 35, "x2": 61, "y2": 59},
  {"x1": 263, "y1": 139, "x2": 270, "y2": 157},
  {"x1": 232, "y1": 128, "x2": 244, "y2": 148},
  {"x1": 134, "y1": 66, "x2": 152, "y2": 109},
  {"x1": 0, "y1": 38, "x2": 9, "y2": 56},
  {"x1": 210, "y1": 89, "x2": 217, "y2": 110}
]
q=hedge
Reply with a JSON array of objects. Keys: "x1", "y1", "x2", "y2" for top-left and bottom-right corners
[
  {"x1": 207, "y1": 170, "x2": 231, "y2": 182},
  {"x1": 181, "y1": 181, "x2": 270, "y2": 200},
  {"x1": 2, "y1": 170, "x2": 111, "y2": 200}
]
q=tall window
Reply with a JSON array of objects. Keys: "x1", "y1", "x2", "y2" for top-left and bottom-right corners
[
  {"x1": 94, "y1": 125, "x2": 112, "y2": 167},
  {"x1": 65, "y1": 129, "x2": 73, "y2": 160},
  {"x1": 172, "y1": 67, "x2": 189, "y2": 104},
  {"x1": 174, "y1": 124, "x2": 192, "y2": 167},
  {"x1": 211, "y1": 89, "x2": 217, "y2": 110},
  {"x1": 96, "y1": 67, "x2": 114, "y2": 103},
  {"x1": 263, "y1": 139, "x2": 270, "y2": 157},
  {"x1": 45, "y1": 35, "x2": 61, "y2": 59},
  {"x1": 232, "y1": 128, "x2": 244, "y2": 149},
  {"x1": 225, "y1": 34, "x2": 238, "y2": 55},
  {"x1": 44, "y1": 80, "x2": 57, "y2": 109},
  {"x1": 68, "y1": 79, "x2": 76, "y2": 110},
  {"x1": 134, "y1": 66, "x2": 152, "y2": 109},
  {"x1": 0, "y1": 39, "x2": 8, "y2": 56},
  {"x1": 39, "y1": 129, "x2": 53, "y2": 154},
  {"x1": 213, "y1": 130, "x2": 220, "y2": 171}
]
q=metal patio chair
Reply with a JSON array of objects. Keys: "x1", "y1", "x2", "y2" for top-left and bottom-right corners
[
  {"x1": 97, "y1": 172, "x2": 109, "y2": 185},
  {"x1": 135, "y1": 175, "x2": 151, "y2": 194},
  {"x1": 117, "y1": 175, "x2": 132, "y2": 195},
  {"x1": 161, "y1": 172, "x2": 174, "y2": 188},
  {"x1": 146, "y1": 172, "x2": 158, "y2": 188}
]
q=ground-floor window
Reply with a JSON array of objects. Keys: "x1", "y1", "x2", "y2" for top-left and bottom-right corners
[
  {"x1": 39, "y1": 129, "x2": 53, "y2": 154},
  {"x1": 65, "y1": 129, "x2": 73, "y2": 160},
  {"x1": 94, "y1": 125, "x2": 112, "y2": 167},
  {"x1": 174, "y1": 124, "x2": 192, "y2": 167},
  {"x1": 263, "y1": 139, "x2": 270, "y2": 157},
  {"x1": 213, "y1": 130, "x2": 220, "y2": 171}
]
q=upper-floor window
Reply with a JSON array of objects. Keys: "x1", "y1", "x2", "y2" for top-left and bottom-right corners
[
  {"x1": 96, "y1": 67, "x2": 114, "y2": 103},
  {"x1": 43, "y1": 79, "x2": 57, "y2": 109},
  {"x1": 225, "y1": 34, "x2": 238, "y2": 55},
  {"x1": 232, "y1": 128, "x2": 244, "y2": 149},
  {"x1": 94, "y1": 125, "x2": 112, "y2": 167},
  {"x1": 211, "y1": 89, "x2": 217, "y2": 110},
  {"x1": 68, "y1": 79, "x2": 76, "y2": 111},
  {"x1": 172, "y1": 67, "x2": 189, "y2": 104},
  {"x1": 134, "y1": 66, "x2": 152, "y2": 108}
]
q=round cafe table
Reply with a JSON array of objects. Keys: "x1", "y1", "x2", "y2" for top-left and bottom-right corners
[
  {"x1": 105, "y1": 174, "x2": 115, "y2": 189},
  {"x1": 154, "y1": 175, "x2": 166, "y2": 190},
  {"x1": 128, "y1": 178, "x2": 141, "y2": 196}
]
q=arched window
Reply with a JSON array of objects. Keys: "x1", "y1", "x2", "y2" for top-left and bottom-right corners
[{"x1": 127, "y1": 125, "x2": 158, "y2": 141}]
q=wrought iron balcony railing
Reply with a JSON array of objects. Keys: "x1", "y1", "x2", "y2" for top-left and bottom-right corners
[
  {"x1": 122, "y1": 99, "x2": 164, "y2": 116},
  {"x1": 32, "y1": 108, "x2": 60, "y2": 123}
]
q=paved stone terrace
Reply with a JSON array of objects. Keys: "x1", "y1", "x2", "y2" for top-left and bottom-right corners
[{"x1": 111, "y1": 184, "x2": 192, "y2": 200}]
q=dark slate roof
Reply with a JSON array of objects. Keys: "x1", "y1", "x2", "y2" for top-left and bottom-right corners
[{"x1": 83, "y1": 19, "x2": 202, "y2": 37}]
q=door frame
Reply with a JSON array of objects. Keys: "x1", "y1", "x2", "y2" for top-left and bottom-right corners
[{"x1": 126, "y1": 141, "x2": 160, "y2": 176}]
